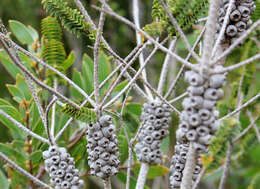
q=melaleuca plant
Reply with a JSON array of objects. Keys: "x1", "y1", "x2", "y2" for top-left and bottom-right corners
[{"x1": 0, "y1": 0, "x2": 259, "y2": 189}]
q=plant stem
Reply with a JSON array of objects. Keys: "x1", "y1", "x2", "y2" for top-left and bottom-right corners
[
  {"x1": 0, "y1": 110, "x2": 50, "y2": 144},
  {"x1": 201, "y1": 0, "x2": 221, "y2": 74},
  {"x1": 159, "y1": 0, "x2": 201, "y2": 63},
  {"x1": 218, "y1": 142, "x2": 233, "y2": 189},
  {"x1": 181, "y1": 142, "x2": 197, "y2": 189},
  {"x1": 0, "y1": 32, "x2": 96, "y2": 108},
  {"x1": 136, "y1": 163, "x2": 149, "y2": 189},
  {"x1": 247, "y1": 111, "x2": 260, "y2": 143},
  {"x1": 169, "y1": 92, "x2": 188, "y2": 104},
  {"x1": 50, "y1": 79, "x2": 58, "y2": 137},
  {"x1": 219, "y1": 93, "x2": 260, "y2": 121},
  {"x1": 164, "y1": 27, "x2": 205, "y2": 99},
  {"x1": 157, "y1": 39, "x2": 177, "y2": 96},
  {"x1": 133, "y1": 0, "x2": 153, "y2": 99},
  {"x1": 0, "y1": 152, "x2": 51, "y2": 188},
  {"x1": 192, "y1": 167, "x2": 206, "y2": 189},
  {"x1": 92, "y1": 5, "x2": 198, "y2": 71},
  {"x1": 0, "y1": 38, "x2": 80, "y2": 109},
  {"x1": 103, "y1": 178, "x2": 112, "y2": 189}
]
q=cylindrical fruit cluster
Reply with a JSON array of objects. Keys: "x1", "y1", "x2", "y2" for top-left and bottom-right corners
[
  {"x1": 134, "y1": 101, "x2": 172, "y2": 165},
  {"x1": 86, "y1": 115, "x2": 120, "y2": 179},
  {"x1": 217, "y1": 0, "x2": 255, "y2": 45},
  {"x1": 43, "y1": 146, "x2": 84, "y2": 189},
  {"x1": 169, "y1": 143, "x2": 202, "y2": 188},
  {"x1": 169, "y1": 66, "x2": 226, "y2": 188}
]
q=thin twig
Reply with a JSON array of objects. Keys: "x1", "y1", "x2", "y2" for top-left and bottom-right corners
[
  {"x1": 0, "y1": 38, "x2": 80, "y2": 109},
  {"x1": 232, "y1": 115, "x2": 259, "y2": 143},
  {"x1": 0, "y1": 110, "x2": 50, "y2": 144},
  {"x1": 218, "y1": 142, "x2": 233, "y2": 189},
  {"x1": 0, "y1": 32, "x2": 96, "y2": 108},
  {"x1": 215, "y1": 54, "x2": 260, "y2": 74},
  {"x1": 181, "y1": 142, "x2": 197, "y2": 189},
  {"x1": 133, "y1": 0, "x2": 153, "y2": 99},
  {"x1": 164, "y1": 27, "x2": 206, "y2": 99},
  {"x1": 45, "y1": 98, "x2": 58, "y2": 145},
  {"x1": 0, "y1": 152, "x2": 51, "y2": 188},
  {"x1": 157, "y1": 39, "x2": 177, "y2": 96},
  {"x1": 100, "y1": 42, "x2": 149, "y2": 107},
  {"x1": 136, "y1": 163, "x2": 149, "y2": 189},
  {"x1": 169, "y1": 92, "x2": 188, "y2": 104},
  {"x1": 247, "y1": 111, "x2": 260, "y2": 143},
  {"x1": 159, "y1": 0, "x2": 201, "y2": 63},
  {"x1": 212, "y1": 19, "x2": 260, "y2": 64},
  {"x1": 212, "y1": 0, "x2": 235, "y2": 57},
  {"x1": 94, "y1": 1, "x2": 107, "y2": 114},
  {"x1": 73, "y1": 0, "x2": 148, "y2": 100},
  {"x1": 219, "y1": 93, "x2": 260, "y2": 121},
  {"x1": 92, "y1": 5, "x2": 198, "y2": 71},
  {"x1": 50, "y1": 79, "x2": 58, "y2": 137}
]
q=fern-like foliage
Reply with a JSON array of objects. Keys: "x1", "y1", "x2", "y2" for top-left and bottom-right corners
[
  {"x1": 41, "y1": 16, "x2": 67, "y2": 83},
  {"x1": 42, "y1": 0, "x2": 96, "y2": 39},
  {"x1": 144, "y1": 0, "x2": 208, "y2": 37},
  {"x1": 61, "y1": 104, "x2": 97, "y2": 123},
  {"x1": 201, "y1": 118, "x2": 240, "y2": 171},
  {"x1": 42, "y1": 16, "x2": 62, "y2": 41}
]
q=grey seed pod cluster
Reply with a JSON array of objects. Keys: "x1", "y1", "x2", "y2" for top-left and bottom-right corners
[
  {"x1": 134, "y1": 101, "x2": 172, "y2": 165},
  {"x1": 216, "y1": 0, "x2": 255, "y2": 45},
  {"x1": 169, "y1": 143, "x2": 202, "y2": 188},
  {"x1": 86, "y1": 115, "x2": 120, "y2": 179},
  {"x1": 169, "y1": 66, "x2": 226, "y2": 188},
  {"x1": 43, "y1": 146, "x2": 84, "y2": 189}
]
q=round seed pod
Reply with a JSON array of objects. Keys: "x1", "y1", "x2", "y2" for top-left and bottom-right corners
[
  {"x1": 226, "y1": 25, "x2": 238, "y2": 37},
  {"x1": 190, "y1": 96, "x2": 204, "y2": 108},
  {"x1": 186, "y1": 130, "x2": 198, "y2": 141},
  {"x1": 188, "y1": 113, "x2": 201, "y2": 127},
  {"x1": 194, "y1": 143, "x2": 207, "y2": 154},
  {"x1": 196, "y1": 126, "x2": 210, "y2": 137},
  {"x1": 188, "y1": 72, "x2": 204, "y2": 86},
  {"x1": 198, "y1": 135, "x2": 212, "y2": 145},
  {"x1": 99, "y1": 115, "x2": 112, "y2": 126},
  {"x1": 230, "y1": 9, "x2": 241, "y2": 22},
  {"x1": 179, "y1": 121, "x2": 190, "y2": 132},
  {"x1": 175, "y1": 163, "x2": 185, "y2": 172},
  {"x1": 235, "y1": 21, "x2": 247, "y2": 32},
  {"x1": 187, "y1": 86, "x2": 204, "y2": 96},
  {"x1": 204, "y1": 88, "x2": 219, "y2": 101},
  {"x1": 173, "y1": 171, "x2": 182, "y2": 181},
  {"x1": 238, "y1": 6, "x2": 251, "y2": 17},
  {"x1": 209, "y1": 74, "x2": 226, "y2": 88},
  {"x1": 203, "y1": 100, "x2": 217, "y2": 110},
  {"x1": 199, "y1": 109, "x2": 211, "y2": 121}
]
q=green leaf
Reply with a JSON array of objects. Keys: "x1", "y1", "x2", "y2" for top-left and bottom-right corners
[
  {"x1": 113, "y1": 80, "x2": 128, "y2": 92},
  {"x1": 0, "y1": 50, "x2": 22, "y2": 79},
  {"x1": 9, "y1": 20, "x2": 34, "y2": 45},
  {"x1": 125, "y1": 104, "x2": 142, "y2": 117},
  {"x1": 82, "y1": 54, "x2": 94, "y2": 95},
  {"x1": 62, "y1": 51, "x2": 75, "y2": 70},
  {"x1": 118, "y1": 135, "x2": 128, "y2": 163},
  {"x1": 6, "y1": 85, "x2": 24, "y2": 103},
  {"x1": 0, "y1": 99, "x2": 24, "y2": 139},
  {"x1": 70, "y1": 69, "x2": 84, "y2": 100},
  {"x1": 27, "y1": 25, "x2": 39, "y2": 41},
  {"x1": 133, "y1": 164, "x2": 169, "y2": 179},
  {"x1": 0, "y1": 170, "x2": 9, "y2": 189},
  {"x1": 30, "y1": 151, "x2": 43, "y2": 165}
]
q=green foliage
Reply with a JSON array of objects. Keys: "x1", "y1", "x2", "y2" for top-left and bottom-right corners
[
  {"x1": 61, "y1": 103, "x2": 97, "y2": 123},
  {"x1": 144, "y1": 0, "x2": 208, "y2": 37},
  {"x1": 9, "y1": 20, "x2": 35, "y2": 45},
  {"x1": 41, "y1": 16, "x2": 62, "y2": 41},
  {"x1": 133, "y1": 163, "x2": 169, "y2": 179},
  {"x1": 202, "y1": 118, "x2": 240, "y2": 171},
  {"x1": 42, "y1": 0, "x2": 96, "y2": 39},
  {"x1": 249, "y1": 172, "x2": 260, "y2": 189}
]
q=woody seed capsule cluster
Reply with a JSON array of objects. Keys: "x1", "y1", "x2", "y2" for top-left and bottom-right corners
[
  {"x1": 169, "y1": 66, "x2": 226, "y2": 188},
  {"x1": 134, "y1": 101, "x2": 172, "y2": 165},
  {"x1": 43, "y1": 146, "x2": 84, "y2": 189},
  {"x1": 216, "y1": 0, "x2": 255, "y2": 45},
  {"x1": 86, "y1": 115, "x2": 120, "y2": 179}
]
